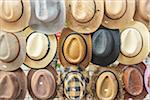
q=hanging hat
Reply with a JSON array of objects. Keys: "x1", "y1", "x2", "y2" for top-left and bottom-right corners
[
  {"x1": 66, "y1": 0, "x2": 104, "y2": 33},
  {"x1": 0, "y1": 0, "x2": 30, "y2": 32},
  {"x1": 87, "y1": 67, "x2": 124, "y2": 100},
  {"x1": 118, "y1": 21, "x2": 150, "y2": 65},
  {"x1": 0, "y1": 68, "x2": 27, "y2": 99},
  {"x1": 29, "y1": 0, "x2": 66, "y2": 34},
  {"x1": 102, "y1": 0, "x2": 135, "y2": 29},
  {"x1": 144, "y1": 66, "x2": 150, "y2": 94},
  {"x1": 23, "y1": 27, "x2": 57, "y2": 69},
  {"x1": 61, "y1": 66, "x2": 89, "y2": 100},
  {"x1": 134, "y1": 0, "x2": 150, "y2": 31},
  {"x1": 27, "y1": 66, "x2": 58, "y2": 99},
  {"x1": 91, "y1": 28, "x2": 120, "y2": 66},
  {"x1": 58, "y1": 28, "x2": 92, "y2": 69},
  {"x1": 117, "y1": 62, "x2": 148, "y2": 99},
  {"x1": 0, "y1": 31, "x2": 26, "y2": 71}
]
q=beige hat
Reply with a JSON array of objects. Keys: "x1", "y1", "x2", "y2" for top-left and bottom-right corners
[
  {"x1": 66, "y1": 0, "x2": 104, "y2": 33},
  {"x1": 118, "y1": 21, "x2": 150, "y2": 65},
  {"x1": 23, "y1": 27, "x2": 57, "y2": 69},
  {"x1": 0, "y1": 31, "x2": 26, "y2": 71},
  {"x1": 134, "y1": 0, "x2": 150, "y2": 31},
  {"x1": 0, "y1": 0, "x2": 30, "y2": 32},
  {"x1": 102, "y1": 0, "x2": 135, "y2": 29}
]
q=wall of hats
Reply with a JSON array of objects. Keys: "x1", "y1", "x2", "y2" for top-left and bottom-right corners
[{"x1": 0, "y1": 0, "x2": 150, "y2": 100}]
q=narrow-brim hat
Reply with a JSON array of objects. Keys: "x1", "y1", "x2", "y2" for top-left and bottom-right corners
[
  {"x1": 0, "y1": 31, "x2": 26, "y2": 71},
  {"x1": 0, "y1": 0, "x2": 30, "y2": 32},
  {"x1": 144, "y1": 66, "x2": 150, "y2": 94}
]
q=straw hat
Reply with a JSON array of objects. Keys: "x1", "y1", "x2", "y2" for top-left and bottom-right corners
[
  {"x1": 118, "y1": 63, "x2": 148, "y2": 99},
  {"x1": 29, "y1": 0, "x2": 66, "y2": 34},
  {"x1": 118, "y1": 21, "x2": 150, "y2": 65},
  {"x1": 0, "y1": 68, "x2": 27, "y2": 99},
  {"x1": 27, "y1": 66, "x2": 58, "y2": 100},
  {"x1": 102, "y1": 0, "x2": 135, "y2": 29},
  {"x1": 66, "y1": 0, "x2": 104, "y2": 33},
  {"x1": 58, "y1": 28, "x2": 92, "y2": 69},
  {"x1": 144, "y1": 66, "x2": 150, "y2": 94},
  {"x1": 134, "y1": 0, "x2": 150, "y2": 31},
  {"x1": 23, "y1": 27, "x2": 57, "y2": 69},
  {"x1": 0, "y1": 31, "x2": 26, "y2": 71},
  {"x1": 0, "y1": 0, "x2": 30, "y2": 32},
  {"x1": 92, "y1": 28, "x2": 120, "y2": 66}
]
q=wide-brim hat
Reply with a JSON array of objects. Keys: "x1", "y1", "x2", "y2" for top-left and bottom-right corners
[
  {"x1": 144, "y1": 66, "x2": 150, "y2": 94},
  {"x1": 91, "y1": 28, "x2": 120, "y2": 66},
  {"x1": 117, "y1": 62, "x2": 148, "y2": 99},
  {"x1": 27, "y1": 66, "x2": 58, "y2": 99},
  {"x1": 22, "y1": 27, "x2": 57, "y2": 69},
  {"x1": 134, "y1": 0, "x2": 150, "y2": 31},
  {"x1": 66, "y1": 0, "x2": 104, "y2": 33},
  {"x1": 29, "y1": 0, "x2": 66, "y2": 34},
  {"x1": 118, "y1": 21, "x2": 150, "y2": 65},
  {"x1": 58, "y1": 28, "x2": 92, "y2": 69},
  {"x1": 0, "y1": 0, "x2": 30, "y2": 32},
  {"x1": 0, "y1": 68, "x2": 27, "y2": 99},
  {"x1": 87, "y1": 66, "x2": 124, "y2": 100},
  {"x1": 0, "y1": 31, "x2": 26, "y2": 71},
  {"x1": 102, "y1": 0, "x2": 135, "y2": 29}
]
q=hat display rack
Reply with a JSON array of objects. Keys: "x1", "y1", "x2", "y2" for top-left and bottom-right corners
[{"x1": 0, "y1": 0, "x2": 150, "y2": 99}]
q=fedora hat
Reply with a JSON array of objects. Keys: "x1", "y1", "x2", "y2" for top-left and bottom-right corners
[
  {"x1": 144, "y1": 67, "x2": 150, "y2": 94},
  {"x1": 88, "y1": 67, "x2": 124, "y2": 100},
  {"x1": 22, "y1": 27, "x2": 57, "y2": 69},
  {"x1": 117, "y1": 62, "x2": 148, "y2": 99},
  {"x1": 27, "y1": 66, "x2": 58, "y2": 99},
  {"x1": 0, "y1": 31, "x2": 26, "y2": 71},
  {"x1": 66, "y1": 0, "x2": 104, "y2": 33},
  {"x1": 118, "y1": 21, "x2": 150, "y2": 65},
  {"x1": 102, "y1": 0, "x2": 135, "y2": 29},
  {"x1": 0, "y1": 0, "x2": 30, "y2": 32},
  {"x1": 29, "y1": 0, "x2": 66, "y2": 34},
  {"x1": 58, "y1": 28, "x2": 92, "y2": 69},
  {"x1": 0, "y1": 68, "x2": 27, "y2": 99},
  {"x1": 134, "y1": 0, "x2": 150, "y2": 31},
  {"x1": 91, "y1": 28, "x2": 120, "y2": 66}
]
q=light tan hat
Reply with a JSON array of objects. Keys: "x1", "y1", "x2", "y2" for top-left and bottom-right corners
[
  {"x1": 66, "y1": 0, "x2": 104, "y2": 33},
  {"x1": 134, "y1": 0, "x2": 150, "y2": 31},
  {"x1": 118, "y1": 21, "x2": 150, "y2": 65},
  {"x1": 102, "y1": 0, "x2": 135, "y2": 29},
  {"x1": 0, "y1": 31, "x2": 26, "y2": 71},
  {"x1": 22, "y1": 27, "x2": 57, "y2": 69},
  {"x1": 0, "y1": 0, "x2": 31, "y2": 32}
]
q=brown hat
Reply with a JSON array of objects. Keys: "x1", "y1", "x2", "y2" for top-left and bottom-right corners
[
  {"x1": 134, "y1": 0, "x2": 150, "y2": 31},
  {"x1": 0, "y1": 31, "x2": 26, "y2": 71},
  {"x1": 117, "y1": 62, "x2": 148, "y2": 99},
  {"x1": 0, "y1": 68, "x2": 27, "y2": 99},
  {"x1": 66, "y1": 0, "x2": 104, "y2": 33},
  {"x1": 27, "y1": 66, "x2": 58, "y2": 99},
  {"x1": 58, "y1": 28, "x2": 92, "y2": 69},
  {"x1": 102, "y1": 0, "x2": 135, "y2": 29}
]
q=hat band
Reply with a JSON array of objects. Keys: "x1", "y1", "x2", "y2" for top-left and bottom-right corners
[{"x1": 26, "y1": 32, "x2": 50, "y2": 61}]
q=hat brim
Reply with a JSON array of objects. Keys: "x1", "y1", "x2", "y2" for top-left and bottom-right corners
[
  {"x1": 144, "y1": 67, "x2": 150, "y2": 94},
  {"x1": 0, "y1": 33, "x2": 26, "y2": 71},
  {"x1": 66, "y1": 0, "x2": 104, "y2": 33},
  {"x1": 118, "y1": 21, "x2": 150, "y2": 65},
  {"x1": 0, "y1": 0, "x2": 31, "y2": 32},
  {"x1": 23, "y1": 27, "x2": 57, "y2": 69},
  {"x1": 102, "y1": 0, "x2": 135, "y2": 29},
  {"x1": 58, "y1": 28, "x2": 92, "y2": 69}
]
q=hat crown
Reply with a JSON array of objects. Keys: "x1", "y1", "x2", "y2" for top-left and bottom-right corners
[
  {"x1": 121, "y1": 28, "x2": 142, "y2": 57},
  {"x1": 26, "y1": 32, "x2": 49, "y2": 60},
  {"x1": 31, "y1": 69, "x2": 56, "y2": 99},
  {"x1": 63, "y1": 34, "x2": 86, "y2": 64},
  {"x1": 105, "y1": 0, "x2": 126, "y2": 19},
  {"x1": 34, "y1": 0, "x2": 60, "y2": 23},
  {"x1": 71, "y1": 0, "x2": 95, "y2": 23},
  {"x1": 0, "y1": 32, "x2": 19, "y2": 63},
  {"x1": 0, "y1": 0, "x2": 23, "y2": 22},
  {"x1": 0, "y1": 73, "x2": 20, "y2": 98}
]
